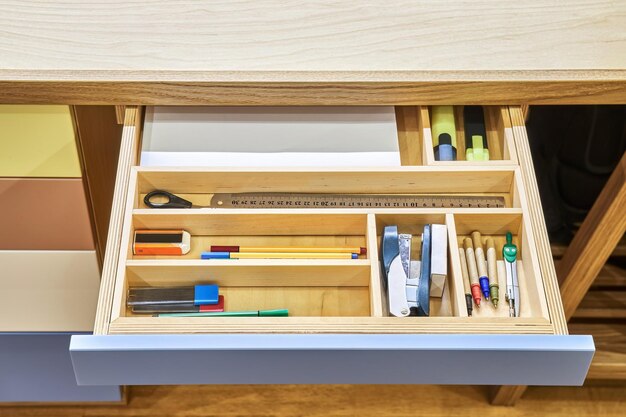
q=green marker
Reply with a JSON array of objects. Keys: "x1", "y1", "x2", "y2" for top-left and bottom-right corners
[
  {"x1": 156, "y1": 309, "x2": 289, "y2": 317},
  {"x1": 464, "y1": 106, "x2": 489, "y2": 161}
]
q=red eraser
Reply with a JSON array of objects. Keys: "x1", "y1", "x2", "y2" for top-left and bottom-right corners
[
  {"x1": 199, "y1": 295, "x2": 225, "y2": 312},
  {"x1": 360, "y1": 247, "x2": 367, "y2": 255},
  {"x1": 211, "y1": 245, "x2": 239, "y2": 252}
]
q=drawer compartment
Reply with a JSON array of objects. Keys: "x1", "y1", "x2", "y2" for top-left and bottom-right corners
[
  {"x1": 421, "y1": 106, "x2": 517, "y2": 165},
  {"x1": 70, "y1": 106, "x2": 593, "y2": 385}
]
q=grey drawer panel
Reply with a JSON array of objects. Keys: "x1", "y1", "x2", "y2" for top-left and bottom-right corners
[
  {"x1": 0, "y1": 333, "x2": 121, "y2": 403},
  {"x1": 71, "y1": 334, "x2": 594, "y2": 386}
]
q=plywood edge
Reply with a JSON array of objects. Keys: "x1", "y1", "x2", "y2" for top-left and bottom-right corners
[
  {"x1": 109, "y1": 316, "x2": 553, "y2": 335},
  {"x1": 366, "y1": 214, "x2": 384, "y2": 316},
  {"x1": 134, "y1": 164, "x2": 521, "y2": 174},
  {"x1": 93, "y1": 106, "x2": 143, "y2": 335},
  {"x1": 508, "y1": 106, "x2": 568, "y2": 335},
  {"x1": 500, "y1": 106, "x2": 519, "y2": 164},
  {"x1": 110, "y1": 167, "x2": 140, "y2": 323},
  {"x1": 445, "y1": 213, "x2": 468, "y2": 317}
]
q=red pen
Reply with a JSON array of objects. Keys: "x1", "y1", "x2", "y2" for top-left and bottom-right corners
[{"x1": 464, "y1": 238, "x2": 482, "y2": 307}]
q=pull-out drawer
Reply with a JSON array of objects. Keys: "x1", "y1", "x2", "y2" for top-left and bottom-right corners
[{"x1": 71, "y1": 106, "x2": 593, "y2": 386}]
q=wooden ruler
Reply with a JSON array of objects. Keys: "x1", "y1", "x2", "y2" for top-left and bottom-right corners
[{"x1": 209, "y1": 193, "x2": 505, "y2": 209}]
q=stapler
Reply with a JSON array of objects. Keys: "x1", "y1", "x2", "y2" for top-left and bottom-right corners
[{"x1": 381, "y1": 225, "x2": 431, "y2": 317}]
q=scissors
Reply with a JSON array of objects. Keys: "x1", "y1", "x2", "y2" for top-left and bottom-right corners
[{"x1": 144, "y1": 190, "x2": 205, "y2": 209}]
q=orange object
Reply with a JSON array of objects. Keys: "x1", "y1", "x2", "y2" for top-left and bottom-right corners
[{"x1": 133, "y1": 230, "x2": 191, "y2": 255}]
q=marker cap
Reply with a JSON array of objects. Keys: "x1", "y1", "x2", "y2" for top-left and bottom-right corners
[
  {"x1": 258, "y1": 309, "x2": 289, "y2": 317},
  {"x1": 194, "y1": 284, "x2": 220, "y2": 305},
  {"x1": 479, "y1": 277, "x2": 490, "y2": 299},
  {"x1": 211, "y1": 245, "x2": 239, "y2": 252},
  {"x1": 471, "y1": 284, "x2": 482, "y2": 306},
  {"x1": 201, "y1": 252, "x2": 231, "y2": 259},
  {"x1": 198, "y1": 295, "x2": 225, "y2": 312},
  {"x1": 435, "y1": 143, "x2": 457, "y2": 161}
]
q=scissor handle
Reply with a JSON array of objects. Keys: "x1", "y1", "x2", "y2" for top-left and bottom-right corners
[{"x1": 144, "y1": 190, "x2": 193, "y2": 209}]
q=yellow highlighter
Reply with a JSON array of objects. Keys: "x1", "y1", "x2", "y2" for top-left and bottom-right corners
[{"x1": 431, "y1": 106, "x2": 457, "y2": 161}]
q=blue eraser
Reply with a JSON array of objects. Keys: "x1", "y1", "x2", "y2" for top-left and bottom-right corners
[
  {"x1": 351, "y1": 253, "x2": 358, "y2": 259},
  {"x1": 435, "y1": 144, "x2": 457, "y2": 161},
  {"x1": 201, "y1": 251, "x2": 231, "y2": 259},
  {"x1": 479, "y1": 277, "x2": 490, "y2": 299},
  {"x1": 194, "y1": 284, "x2": 219, "y2": 305}
]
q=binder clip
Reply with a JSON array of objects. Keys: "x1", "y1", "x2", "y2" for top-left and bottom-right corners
[{"x1": 381, "y1": 225, "x2": 431, "y2": 317}]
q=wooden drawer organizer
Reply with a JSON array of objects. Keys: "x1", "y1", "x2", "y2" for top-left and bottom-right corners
[{"x1": 97, "y1": 105, "x2": 564, "y2": 336}]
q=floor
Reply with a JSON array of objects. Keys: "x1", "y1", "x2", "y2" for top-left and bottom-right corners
[{"x1": 2, "y1": 385, "x2": 625, "y2": 416}]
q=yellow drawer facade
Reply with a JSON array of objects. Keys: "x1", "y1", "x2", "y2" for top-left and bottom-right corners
[{"x1": 0, "y1": 105, "x2": 81, "y2": 178}]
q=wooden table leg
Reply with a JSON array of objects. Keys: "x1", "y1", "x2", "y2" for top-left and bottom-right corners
[
  {"x1": 491, "y1": 112, "x2": 625, "y2": 406},
  {"x1": 559, "y1": 151, "x2": 626, "y2": 319},
  {"x1": 490, "y1": 386, "x2": 528, "y2": 406}
]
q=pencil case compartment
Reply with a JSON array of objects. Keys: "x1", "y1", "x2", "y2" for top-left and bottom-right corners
[
  {"x1": 450, "y1": 212, "x2": 548, "y2": 319},
  {"x1": 423, "y1": 105, "x2": 518, "y2": 165},
  {"x1": 118, "y1": 212, "x2": 374, "y2": 318}
]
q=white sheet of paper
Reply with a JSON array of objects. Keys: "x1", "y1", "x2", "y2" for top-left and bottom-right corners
[{"x1": 140, "y1": 106, "x2": 401, "y2": 167}]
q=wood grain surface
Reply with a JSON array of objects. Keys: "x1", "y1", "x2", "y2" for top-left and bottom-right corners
[
  {"x1": 570, "y1": 323, "x2": 626, "y2": 380},
  {"x1": 558, "y1": 152, "x2": 626, "y2": 320},
  {"x1": 72, "y1": 106, "x2": 124, "y2": 265},
  {"x1": 0, "y1": 1, "x2": 625, "y2": 104},
  {"x1": 1, "y1": 385, "x2": 626, "y2": 415},
  {"x1": 93, "y1": 107, "x2": 141, "y2": 335}
]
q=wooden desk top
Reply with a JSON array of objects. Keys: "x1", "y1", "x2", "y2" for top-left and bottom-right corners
[{"x1": 1, "y1": 1, "x2": 625, "y2": 105}]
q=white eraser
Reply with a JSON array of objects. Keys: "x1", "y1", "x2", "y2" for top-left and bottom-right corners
[{"x1": 430, "y1": 224, "x2": 448, "y2": 298}]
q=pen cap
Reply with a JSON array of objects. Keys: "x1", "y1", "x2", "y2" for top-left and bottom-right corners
[
  {"x1": 211, "y1": 245, "x2": 239, "y2": 252},
  {"x1": 434, "y1": 143, "x2": 457, "y2": 161},
  {"x1": 201, "y1": 251, "x2": 231, "y2": 259},
  {"x1": 258, "y1": 309, "x2": 289, "y2": 317},
  {"x1": 194, "y1": 284, "x2": 220, "y2": 305}
]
